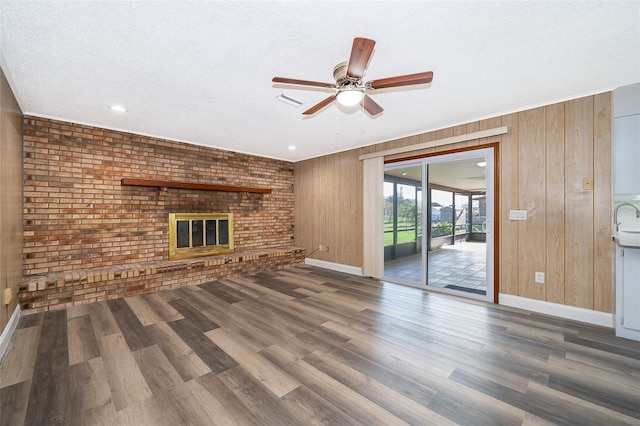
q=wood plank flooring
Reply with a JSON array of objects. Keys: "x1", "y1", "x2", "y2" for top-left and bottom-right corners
[{"x1": 1, "y1": 265, "x2": 640, "y2": 425}]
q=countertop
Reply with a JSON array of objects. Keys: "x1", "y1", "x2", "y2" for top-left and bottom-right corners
[
  {"x1": 614, "y1": 231, "x2": 640, "y2": 248},
  {"x1": 615, "y1": 217, "x2": 640, "y2": 248},
  {"x1": 613, "y1": 234, "x2": 640, "y2": 249}
]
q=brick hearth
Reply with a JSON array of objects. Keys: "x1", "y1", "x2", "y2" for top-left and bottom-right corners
[{"x1": 19, "y1": 248, "x2": 305, "y2": 313}]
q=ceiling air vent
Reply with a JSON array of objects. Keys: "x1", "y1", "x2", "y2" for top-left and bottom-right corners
[{"x1": 276, "y1": 93, "x2": 305, "y2": 107}]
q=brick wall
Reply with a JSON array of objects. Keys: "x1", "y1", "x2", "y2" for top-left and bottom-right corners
[{"x1": 23, "y1": 116, "x2": 295, "y2": 276}]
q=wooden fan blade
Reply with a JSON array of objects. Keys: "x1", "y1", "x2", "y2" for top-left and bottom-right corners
[
  {"x1": 302, "y1": 95, "x2": 337, "y2": 115},
  {"x1": 346, "y1": 37, "x2": 376, "y2": 79},
  {"x1": 362, "y1": 94, "x2": 383, "y2": 116},
  {"x1": 368, "y1": 71, "x2": 433, "y2": 89},
  {"x1": 272, "y1": 77, "x2": 337, "y2": 89}
]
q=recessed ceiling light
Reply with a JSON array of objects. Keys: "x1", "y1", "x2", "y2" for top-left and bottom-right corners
[
  {"x1": 288, "y1": 145, "x2": 296, "y2": 150},
  {"x1": 477, "y1": 161, "x2": 487, "y2": 167},
  {"x1": 402, "y1": 172, "x2": 407, "y2": 176},
  {"x1": 110, "y1": 105, "x2": 127, "y2": 113}
]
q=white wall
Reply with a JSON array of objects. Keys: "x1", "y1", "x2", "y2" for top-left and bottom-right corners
[
  {"x1": 613, "y1": 83, "x2": 640, "y2": 196},
  {"x1": 614, "y1": 82, "x2": 640, "y2": 118}
]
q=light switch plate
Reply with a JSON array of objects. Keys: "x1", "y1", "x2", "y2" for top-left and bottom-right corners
[
  {"x1": 3, "y1": 288, "x2": 12, "y2": 305},
  {"x1": 509, "y1": 210, "x2": 527, "y2": 220}
]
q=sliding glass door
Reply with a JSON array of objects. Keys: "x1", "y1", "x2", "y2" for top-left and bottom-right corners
[
  {"x1": 384, "y1": 169, "x2": 422, "y2": 267},
  {"x1": 383, "y1": 148, "x2": 495, "y2": 302}
]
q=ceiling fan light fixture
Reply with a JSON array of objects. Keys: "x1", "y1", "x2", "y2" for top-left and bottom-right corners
[{"x1": 336, "y1": 88, "x2": 363, "y2": 107}]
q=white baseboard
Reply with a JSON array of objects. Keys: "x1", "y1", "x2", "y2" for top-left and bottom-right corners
[
  {"x1": 499, "y1": 293, "x2": 614, "y2": 328},
  {"x1": 0, "y1": 305, "x2": 21, "y2": 362},
  {"x1": 304, "y1": 258, "x2": 363, "y2": 276}
]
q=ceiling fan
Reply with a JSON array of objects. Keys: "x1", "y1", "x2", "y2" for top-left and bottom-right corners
[{"x1": 272, "y1": 37, "x2": 433, "y2": 116}]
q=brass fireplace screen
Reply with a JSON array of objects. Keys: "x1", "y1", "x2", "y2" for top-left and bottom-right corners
[{"x1": 169, "y1": 213, "x2": 234, "y2": 260}]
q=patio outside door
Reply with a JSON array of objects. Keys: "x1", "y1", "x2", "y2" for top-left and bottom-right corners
[{"x1": 383, "y1": 148, "x2": 495, "y2": 303}]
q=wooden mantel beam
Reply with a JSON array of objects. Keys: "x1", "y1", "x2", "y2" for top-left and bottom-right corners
[{"x1": 121, "y1": 178, "x2": 272, "y2": 194}]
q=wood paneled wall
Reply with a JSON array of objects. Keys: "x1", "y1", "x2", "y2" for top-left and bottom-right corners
[
  {"x1": 294, "y1": 92, "x2": 613, "y2": 313},
  {"x1": 0, "y1": 67, "x2": 23, "y2": 333},
  {"x1": 295, "y1": 150, "x2": 362, "y2": 267}
]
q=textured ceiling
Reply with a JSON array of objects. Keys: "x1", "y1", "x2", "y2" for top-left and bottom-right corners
[{"x1": 1, "y1": 1, "x2": 639, "y2": 162}]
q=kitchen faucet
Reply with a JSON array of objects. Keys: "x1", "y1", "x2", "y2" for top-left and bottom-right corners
[{"x1": 614, "y1": 202, "x2": 640, "y2": 231}]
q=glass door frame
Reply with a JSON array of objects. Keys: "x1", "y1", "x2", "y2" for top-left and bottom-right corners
[
  {"x1": 383, "y1": 178, "x2": 422, "y2": 263},
  {"x1": 383, "y1": 146, "x2": 497, "y2": 303}
]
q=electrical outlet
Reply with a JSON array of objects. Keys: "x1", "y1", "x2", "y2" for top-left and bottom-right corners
[
  {"x1": 318, "y1": 244, "x2": 323, "y2": 251},
  {"x1": 535, "y1": 272, "x2": 545, "y2": 284}
]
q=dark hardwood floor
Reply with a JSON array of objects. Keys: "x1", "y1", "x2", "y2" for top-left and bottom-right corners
[{"x1": 1, "y1": 265, "x2": 640, "y2": 425}]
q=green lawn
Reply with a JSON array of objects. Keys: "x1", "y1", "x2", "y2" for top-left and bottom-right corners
[{"x1": 384, "y1": 229, "x2": 418, "y2": 246}]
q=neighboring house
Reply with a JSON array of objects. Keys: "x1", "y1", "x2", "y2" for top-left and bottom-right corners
[{"x1": 438, "y1": 205, "x2": 467, "y2": 225}]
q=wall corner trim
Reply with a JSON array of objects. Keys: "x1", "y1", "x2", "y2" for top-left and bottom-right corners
[
  {"x1": 0, "y1": 305, "x2": 21, "y2": 362},
  {"x1": 304, "y1": 258, "x2": 363, "y2": 276},
  {"x1": 499, "y1": 293, "x2": 614, "y2": 328},
  {"x1": 358, "y1": 126, "x2": 508, "y2": 160}
]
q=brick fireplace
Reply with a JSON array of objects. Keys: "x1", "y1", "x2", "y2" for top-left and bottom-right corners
[{"x1": 19, "y1": 116, "x2": 303, "y2": 311}]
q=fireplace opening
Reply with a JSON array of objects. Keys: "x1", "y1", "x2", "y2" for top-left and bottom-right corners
[{"x1": 169, "y1": 213, "x2": 234, "y2": 260}]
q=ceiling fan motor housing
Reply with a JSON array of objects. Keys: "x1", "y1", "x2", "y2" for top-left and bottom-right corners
[{"x1": 333, "y1": 61, "x2": 360, "y2": 88}]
